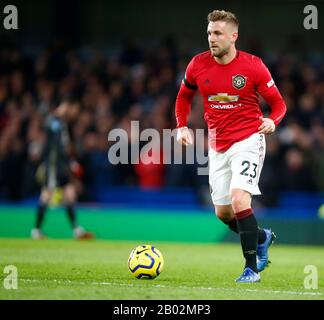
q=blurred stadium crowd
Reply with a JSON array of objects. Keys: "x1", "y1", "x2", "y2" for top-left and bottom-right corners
[{"x1": 0, "y1": 37, "x2": 323, "y2": 206}]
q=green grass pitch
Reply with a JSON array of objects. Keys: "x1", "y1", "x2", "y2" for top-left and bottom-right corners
[{"x1": 0, "y1": 238, "x2": 323, "y2": 300}]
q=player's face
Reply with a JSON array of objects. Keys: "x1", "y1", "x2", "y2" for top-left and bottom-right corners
[{"x1": 207, "y1": 21, "x2": 238, "y2": 58}]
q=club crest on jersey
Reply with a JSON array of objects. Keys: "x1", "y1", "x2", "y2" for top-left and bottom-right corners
[{"x1": 232, "y1": 75, "x2": 247, "y2": 90}]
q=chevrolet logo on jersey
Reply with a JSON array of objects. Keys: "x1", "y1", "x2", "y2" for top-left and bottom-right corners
[{"x1": 208, "y1": 93, "x2": 239, "y2": 102}]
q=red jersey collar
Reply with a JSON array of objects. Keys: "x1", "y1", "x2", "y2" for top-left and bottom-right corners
[{"x1": 210, "y1": 50, "x2": 240, "y2": 66}]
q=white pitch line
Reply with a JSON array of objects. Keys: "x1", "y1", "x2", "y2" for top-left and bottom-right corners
[{"x1": 20, "y1": 279, "x2": 322, "y2": 297}]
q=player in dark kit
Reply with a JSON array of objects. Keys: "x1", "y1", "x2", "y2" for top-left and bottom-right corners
[
  {"x1": 175, "y1": 10, "x2": 286, "y2": 282},
  {"x1": 31, "y1": 100, "x2": 94, "y2": 240}
]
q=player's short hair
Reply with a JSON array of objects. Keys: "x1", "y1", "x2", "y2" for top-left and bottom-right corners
[{"x1": 207, "y1": 10, "x2": 239, "y2": 29}]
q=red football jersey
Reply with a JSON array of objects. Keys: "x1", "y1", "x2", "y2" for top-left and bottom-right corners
[{"x1": 175, "y1": 50, "x2": 286, "y2": 152}]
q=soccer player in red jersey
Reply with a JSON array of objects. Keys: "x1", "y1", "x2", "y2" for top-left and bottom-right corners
[{"x1": 175, "y1": 10, "x2": 286, "y2": 282}]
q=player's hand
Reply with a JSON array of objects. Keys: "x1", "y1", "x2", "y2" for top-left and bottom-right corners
[
  {"x1": 176, "y1": 126, "x2": 193, "y2": 146},
  {"x1": 258, "y1": 117, "x2": 275, "y2": 134}
]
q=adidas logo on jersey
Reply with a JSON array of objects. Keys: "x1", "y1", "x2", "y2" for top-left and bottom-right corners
[{"x1": 246, "y1": 179, "x2": 253, "y2": 185}]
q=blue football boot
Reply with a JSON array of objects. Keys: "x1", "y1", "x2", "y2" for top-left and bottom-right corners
[
  {"x1": 235, "y1": 267, "x2": 260, "y2": 283},
  {"x1": 257, "y1": 229, "x2": 276, "y2": 272}
]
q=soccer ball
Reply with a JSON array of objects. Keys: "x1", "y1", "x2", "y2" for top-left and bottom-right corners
[{"x1": 128, "y1": 244, "x2": 164, "y2": 279}]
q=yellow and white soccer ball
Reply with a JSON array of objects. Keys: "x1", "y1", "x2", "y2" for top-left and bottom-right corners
[{"x1": 128, "y1": 244, "x2": 164, "y2": 279}]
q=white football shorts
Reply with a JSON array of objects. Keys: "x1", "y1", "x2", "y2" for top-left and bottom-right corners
[{"x1": 209, "y1": 133, "x2": 266, "y2": 205}]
